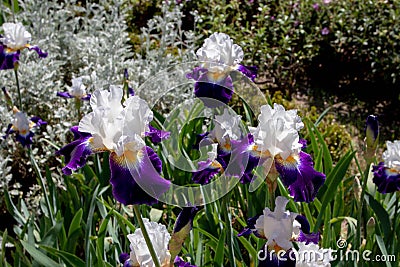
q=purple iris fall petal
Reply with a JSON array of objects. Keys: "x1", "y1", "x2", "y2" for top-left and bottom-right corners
[
  {"x1": 81, "y1": 94, "x2": 91, "y2": 101},
  {"x1": 298, "y1": 231, "x2": 320, "y2": 245},
  {"x1": 276, "y1": 151, "x2": 326, "y2": 203},
  {"x1": 237, "y1": 65, "x2": 258, "y2": 81},
  {"x1": 372, "y1": 162, "x2": 400, "y2": 193},
  {"x1": 57, "y1": 92, "x2": 73, "y2": 98},
  {"x1": 145, "y1": 125, "x2": 171, "y2": 144},
  {"x1": 119, "y1": 253, "x2": 130, "y2": 265},
  {"x1": 27, "y1": 45, "x2": 48, "y2": 58},
  {"x1": 109, "y1": 146, "x2": 170, "y2": 205},
  {"x1": 55, "y1": 127, "x2": 94, "y2": 175},
  {"x1": 0, "y1": 45, "x2": 20, "y2": 70},
  {"x1": 174, "y1": 256, "x2": 197, "y2": 267},
  {"x1": 187, "y1": 67, "x2": 234, "y2": 108},
  {"x1": 30, "y1": 116, "x2": 47, "y2": 127},
  {"x1": 191, "y1": 159, "x2": 223, "y2": 185},
  {"x1": 173, "y1": 206, "x2": 199, "y2": 234},
  {"x1": 16, "y1": 131, "x2": 34, "y2": 148}
]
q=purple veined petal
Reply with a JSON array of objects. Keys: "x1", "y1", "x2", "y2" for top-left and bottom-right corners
[
  {"x1": 258, "y1": 245, "x2": 296, "y2": 267},
  {"x1": 27, "y1": 45, "x2": 48, "y2": 58},
  {"x1": 119, "y1": 253, "x2": 130, "y2": 265},
  {"x1": 30, "y1": 116, "x2": 47, "y2": 127},
  {"x1": 145, "y1": 125, "x2": 171, "y2": 144},
  {"x1": 275, "y1": 151, "x2": 326, "y2": 203},
  {"x1": 109, "y1": 146, "x2": 170, "y2": 205},
  {"x1": 191, "y1": 159, "x2": 224, "y2": 185},
  {"x1": 187, "y1": 67, "x2": 234, "y2": 108},
  {"x1": 372, "y1": 162, "x2": 400, "y2": 193},
  {"x1": 0, "y1": 45, "x2": 20, "y2": 70},
  {"x1": 55, "y1": 129, "x2": 94, "y2": 175},
  {"x1": 16, "y1": 131, "x2": 34, "y2": 148},
  {"x1": 237, "y1": 65, "x2": 258, "y2": 81},
  {"x1": 174, "y1": 256, "x2": 197, "y2": 267},
  {"x1": 57, "y1": 92, "x2": 73, "y2": 98}
]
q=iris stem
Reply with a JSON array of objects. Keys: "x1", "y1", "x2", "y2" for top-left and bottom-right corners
[
  {"x1": 355, "y1": 163, "x2": 370, "y2": 250},
  {"x1": 28, "y1": 148, "x2": 55, "y2": 224},
  {"x1": 14, "y1": 68, "x2": 22, "y2": 110},
  {"x1": 74, "y1": 97, "x2": 82, "y2": 122},
  {"x1": 222, "y1": 191, "x2": 236, "y2": 267},
  {"x1": 391, "y1": 192, "x2": 399, "y2": 254},
  {"x1": 132, "y1": 204, "x2": 161, "y2": 267}
]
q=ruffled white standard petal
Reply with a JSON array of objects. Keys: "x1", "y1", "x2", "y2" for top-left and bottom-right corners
[
  {"x1": 382, "y1": 140, "x2": 400, "y2": 171},
  {"x1": 196, "y1": 32, "x2": 243, "y2": 73},
  {"x1": 254, "y1": 196, "x2": 299, "y2": 251},
  {"x1": 296, "y1": 242, "x2": 332, "y2": 267},
  {"x1": 210, "y1": 108, "x2": 242, "y2": 143},
  {"x1": 68, "y1": 77, "x2": 87, "y2": 97},
  {"x1": 12, "y1": 112, "x2": 30, "y2": 136},
  {"x1": 0, "y1": 22, "x2": 31, "y2": 50},
  {"x1": 252, "y1": 103, "x2": 304, "y2": 160},
  {"x1": 127, "y1": 219, "x2": 171, "y2": 267}
]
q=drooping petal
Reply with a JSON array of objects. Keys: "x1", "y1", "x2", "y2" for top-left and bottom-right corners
[
  {"x1": 237, "y1": 65, "x2": 258, "y2": 81},
  {"x1": 275, "y1": 151, "x2": 326, "y2": 203},
  {"x1": 109, "y1": 146, "x2": 170, "y2": 205},
  {"x1": 372, "y1": 162, "x2": 400, "y2": 193},
  {"x1": 237, "y1": 214, "x2": 262, "y2": 237},
  {"x1": 187, "y1": 67, "x2": 234, "y2": 108},
  {"x1": 55, "y1": 127, "x2": 94, "y2": 175},
  {"x1": 27, "y1": 45, "x2": 48, "y2": 58},
  {"x1": 57, "y1": 91, "x2": 73, "y2": 98},
  {"x1": 15, "y1": 131, "x2": 34, "y2": 148},
  {"x1": 146, "y1": 125, "x2": 171, "y2": 144},
  {"x1": 0, "y1": 45, "x2": 19, "y2": 70},
  {"x1": 191, "y1": 158, "x2": 224, "y2": 185}
]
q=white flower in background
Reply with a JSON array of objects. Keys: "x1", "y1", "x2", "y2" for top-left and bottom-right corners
[
  {"x1": 296, "y1": 242, "x2": 332, "y2": 267},
  {"x1": 0, "y1": 22, "x2": 31, "y2": 51},
  {"x1": 254, "y1": 196, "x2": 300, "y2": 251},
  {"x1": 196, "y1": 32, "x2": 243, "y2": 74},
  {"x1": 251, "y1": 103, "x2": 304, "y2": 160},
  {"x1": 127, "y1": 219, "x2": 171, "y2": 267},
  {"x1": 68, "y1": 77, "x2": 87, "y2": 98},
  {"x1": 12, "y1": 112, "x2": 31, "y2": 137}
]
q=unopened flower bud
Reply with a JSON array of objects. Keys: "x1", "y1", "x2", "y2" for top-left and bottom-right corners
[
  {"x1": 366, "y1": 217, "x2": 375, "y2": 238},
  {"x1": 365, "y1": 115, "x2": 379, "y2": 161},
  {"x1": 353, "y1": 176, "x2": 362, "y2": 202}
]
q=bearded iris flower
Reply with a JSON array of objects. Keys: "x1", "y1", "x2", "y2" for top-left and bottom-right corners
[
  {"x1": 0, "y1": 22, "x2": 47, "y2": 70},
  {"x1": 192, "y1": 109, "x2": 255, "y2": 184},
  {"x1": 372, "y1": 140, "x2": 400, "y2": 193},
  {"x1": 120, "y1": 207, "x2": 198, "y2": 267},
  {"x1": 57, "y1": 77, "x2": 91, "y2": 101},
  {"x1": 3, "y1": 107, "x2": 47, "y2": 148},
  {"x1": 186, "y1": 32, "x2": 257, "y2": 107},
  {"x1": 247, "y1": 103, "x2": 325, "y2": 203},
  {"x1": 238, "y1": 196, "x2": 323, "y2": 267},
  {"x1": 56, "y1": 86, "x2": 171, "y2": 205}
]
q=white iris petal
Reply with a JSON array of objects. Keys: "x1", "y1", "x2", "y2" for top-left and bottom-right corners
[
  {"x1": 382, "y1": 140, "x2": 400, "y2": 171},
  {"x1": 0, "y1": 22, "x2": 31, "y2": 50}
]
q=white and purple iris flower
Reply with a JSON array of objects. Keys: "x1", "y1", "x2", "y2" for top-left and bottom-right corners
[
  {"x1": 186, "y1": 32, "x2": 257, "y2": 107},
  {"x1": 120, "y1": 207, "x2": 198, "y2": 267},
  {"x1": 57, "y1": 77, "x2": 91, "y2": 101},
  {"x1": 239, "y1": 196, "x2": 322, "y2": 267},
  {"x1": 4, "y1": 108, "x2": 47, "y2": 148},
  {"x1": 247, "y1": 103, "x2": 326, "y2": 203},
  {"x1": 373, "y1": 140, "x2": 400, "y2": 193},
  {"x1": 0, "y1": 22, "x2": 47, "y2": 70},
  {"x1": 192, "y1": 109, "x2": 255, "y2": 184},
  {"x1": 56, "y1": 86, "x2": 171, "y2": 205}
]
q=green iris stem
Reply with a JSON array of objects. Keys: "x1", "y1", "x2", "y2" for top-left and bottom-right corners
[
  {"x1": 28, "y1": 148, "x2": 55, "y2": 224},
  {"x1": 74, "y1": 97, "x2": 82, "y2": 122},
  {"x1": 355, "y1": 164, "x2": 371, "y2": 250},
  {"x1": 14, "y1": 68, "x2": 22, "y2": 110},
  {"x1": 222, "y1": 191, "x2": 236, "y2": 267},
  {"x1": 391, "y1": 192, "x2": 399, "y2": 254},
  {"x1": 132, "y1": 204, "x2": 161, "y2": 267}
]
